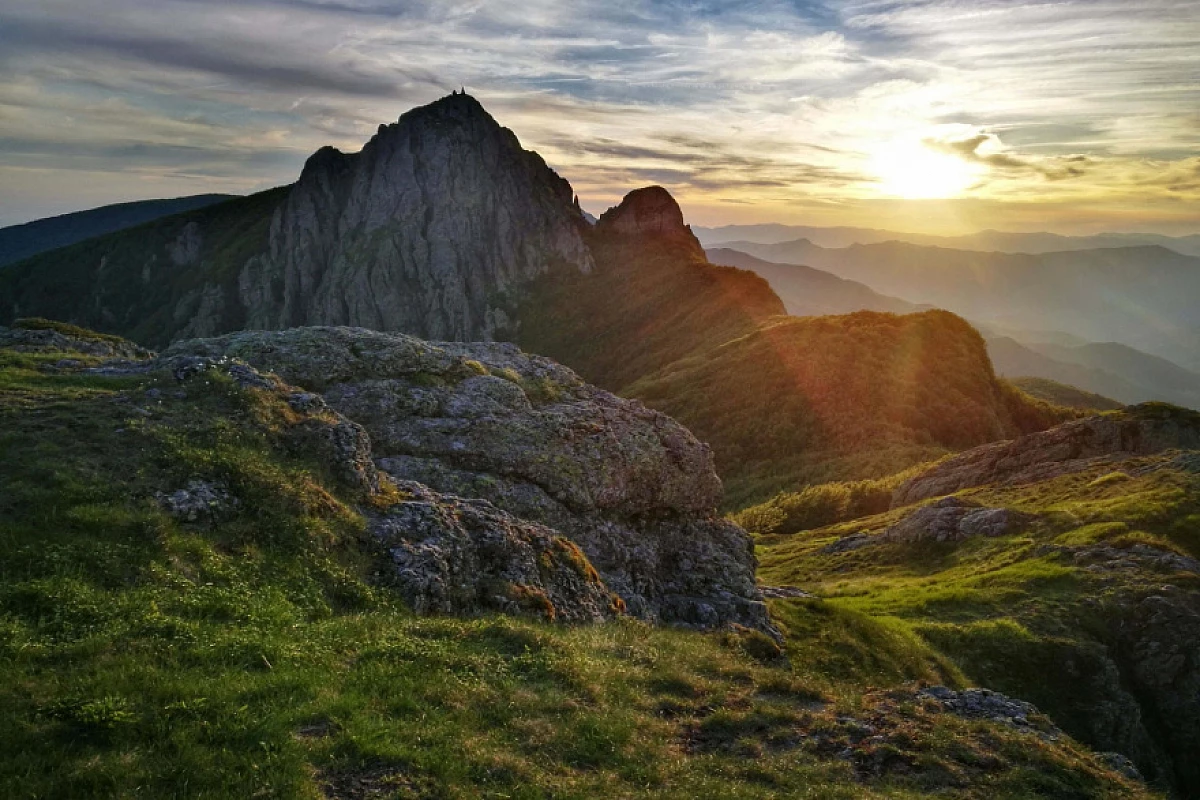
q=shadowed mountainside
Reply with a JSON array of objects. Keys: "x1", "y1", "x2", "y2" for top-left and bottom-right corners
[{"x1": 0, "y1": 194, "x2": 236, "y2": 268}]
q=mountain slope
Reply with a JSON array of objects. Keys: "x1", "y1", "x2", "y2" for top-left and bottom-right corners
[
  {"x1": 705, "y1": 247, "x2": 923, "y2": 317},
  {"x1": 623, "y1": 310, "x2": 1075, "y2": 506},
  {"x1": 0, "y1": 92, "x2": 593, "y2": 345},
  {"x1": 988, "y1": 337, "x2": 1200, "y2": 410},
  {"x1": 1033, "y1": 341, "x2": 1200, "y2": 409},
  {"x1": 1007, "y1": 377, "x2": 1124, "y2": 411},
  {"x1": 0, "y1": 194, "x2": 236, "y2": 267},
  {"x1": 517, "y1": 190, "x2": 784, "y2": 392}
]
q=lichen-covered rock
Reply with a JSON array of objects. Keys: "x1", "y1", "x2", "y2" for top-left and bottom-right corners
[
  {"x1": 370, "y1": 481, "x2": 620, "y2": 622},
  {"x1": 919, "y1": 686, "x2": 1045, "y2": 730},
  {"x1": 882, "y1": 497, "x2": 1038, "y2": 544},
  {"x1": 156, "y1": 480, "x2": 237, "y2": 523},
  {"x1": 894, "y1": 404, "x2": 1200, "y2": 506},
  {"x1": 164, "y1": 326, "x2": 775, "y2": 636}
]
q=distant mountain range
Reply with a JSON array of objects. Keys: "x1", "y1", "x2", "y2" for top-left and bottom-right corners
[
  {"x1": 0, "y1": 195, "x2": 237, "y2": 267},
  {"x1": 712, "y1": 238, "x2": 1200, "y2": 373},
  {"x1": 696, "y1": 223, "x2": 1200, "y2": 257},
  {"x1": 705, "y1": 248, "x2": 925, "y2": 317},
  {"x1": 710, "y1": 242, "x2": 1200, "y2": 410}
]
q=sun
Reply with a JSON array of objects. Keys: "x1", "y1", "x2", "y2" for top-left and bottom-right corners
[{"x1": 869, "y1": 139, "x2": 980, "y2": 199}]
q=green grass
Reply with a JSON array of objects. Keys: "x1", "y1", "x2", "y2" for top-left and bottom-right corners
[
  {"x1": 755, "y1": 450, "x2": 1200, "y2": 795},
  {"x1": 0, "y1": 333, "x2": 1155, "y2": 799}
]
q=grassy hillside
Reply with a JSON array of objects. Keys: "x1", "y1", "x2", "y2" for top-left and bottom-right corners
[
  {"x1": 624, "y1": 310, "x2": 1075, "y2": 507},
  {"x1": 752, "y1": 428, "x2": 1200, "y2": 796},
  {"x1": 0, "y1": 188, "x2": 289, "y2": 346},
  {"x1": 1008, "y1": 377, "x2": 1124, "y2": 411},
  {"x1": 0, "y1": 328, "x2": 1153, "y2": 799},
  {"x1": 0, "y1": 195, "x2": 237, "y2": 268}
]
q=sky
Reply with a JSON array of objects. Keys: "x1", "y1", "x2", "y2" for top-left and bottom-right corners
[{"x1": 0, "y1": 0, "x2": 1197, "y2": 235}]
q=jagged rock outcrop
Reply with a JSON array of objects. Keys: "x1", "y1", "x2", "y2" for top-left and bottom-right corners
[
  {"x1": 882, "y1": 497, "x2": 1039, "y2": 543},
  {"x1": 371, "y1": 480, "x2": 621, "y2": 623},
  {"x1": 894, "y1": 404, "x2": 1200, "y2": 506},
  {"x1": 235, "y1": 92, "x2": 593, "y2": 341},
  {"x1": 595, "y1": 186, "x2": 705, "y2": 258},
  {"x1": 164, "y1": 326, "x2": 775, "y2": 635}
]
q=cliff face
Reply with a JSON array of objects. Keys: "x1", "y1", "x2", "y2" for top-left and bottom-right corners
[
  {"x1": 0, "y1": 93, "x2": 594, "y2": 345},
  {"x1": 233, "y1": 93, "x2": 593, "y2": 341}
]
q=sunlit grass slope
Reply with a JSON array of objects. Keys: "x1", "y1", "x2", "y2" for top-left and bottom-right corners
[{"x1": 628, "y1": 310, "x2": 1076, "y2": 507}]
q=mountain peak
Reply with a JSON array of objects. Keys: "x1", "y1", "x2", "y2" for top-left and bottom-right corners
[{"x1": 595, "y1": 186, "x2": 703, "y2": 256}]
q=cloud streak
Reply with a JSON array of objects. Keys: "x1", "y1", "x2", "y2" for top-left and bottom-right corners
[{"x1": 0, "y1": 0, "x2": 1196, "y2": 234}]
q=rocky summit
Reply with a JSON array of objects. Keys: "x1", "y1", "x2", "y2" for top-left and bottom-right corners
[
  {"x1": 230, "y1": 93, "x2": 593, "y2": 342},
  {"x1": 163, "y1": 325, "x2": 774, "y2": 635},
  {"x1": 594, "y1": 186, "x2": 705, "y2": 258}
]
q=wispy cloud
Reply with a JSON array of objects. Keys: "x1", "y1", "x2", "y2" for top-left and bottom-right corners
[{"x1": 0, "y1": 0, "x2": 1196, "y2": 234}]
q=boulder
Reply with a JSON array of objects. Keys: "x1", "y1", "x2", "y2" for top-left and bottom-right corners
[{"x1": 164, "y1": 326, "x2": 776, "y2": 636}]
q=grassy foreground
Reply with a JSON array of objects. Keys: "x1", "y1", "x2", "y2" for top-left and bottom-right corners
[
  {"x1": 753, "y1": 440, "x2": 1200, "y2": 795},
  {"x1": 0, "y1": 333, "x2": 1155, "y2": 799}
]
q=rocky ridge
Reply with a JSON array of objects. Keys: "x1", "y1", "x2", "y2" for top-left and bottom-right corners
[
  {"x1": 0, "y1": 93, "x2": 598, "y2": 346},
  {"x1": 895, "y1": 403, "x2": 1200, "y2": 506}
]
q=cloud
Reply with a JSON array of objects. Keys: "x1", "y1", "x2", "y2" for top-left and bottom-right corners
[{"x1": 0, "y1": 0, "x2": 1196, "y2": 233}]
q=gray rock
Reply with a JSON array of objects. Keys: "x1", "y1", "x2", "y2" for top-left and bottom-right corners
[
  {"x1": 1097, "y1": 752, "x2": 1144, "y2": 782},
  {"x1": 919, "y1": 686, "x2": 1043, "y2": 730},
  {"x1": 0, "y1": 325, "x2": 151, "y2": 360},
  {"x1": 759, "y1": 585, "x2": 813, "y2": 599},
  {"x1": 370, "y1": 481, "x2": 619, "y2": 623},
  {"x1": 882, "y1": 497, "x2": 1037, "y2": 544},
  {"x1": 164, "y1": 326, "x2": 777, "y2": 637},
  {"x1": 156, "y1": 480, "x2": 237, "y2": 523},
  {"x1": 821, "y1": 532, "x2": 877, "y2": 554},
  {"x1": 230, "y1": 93, "x2": 594, "y2": 342}
]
